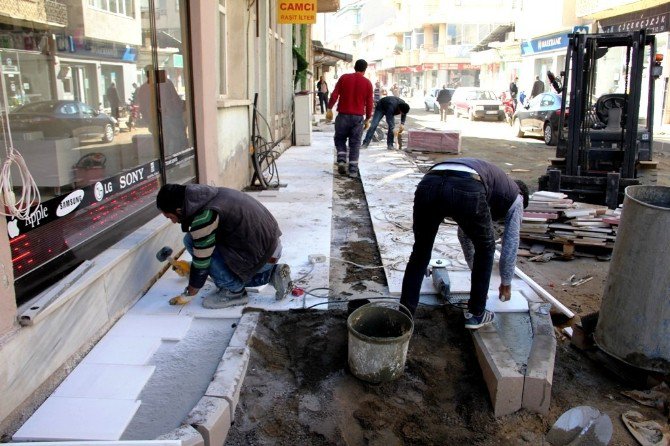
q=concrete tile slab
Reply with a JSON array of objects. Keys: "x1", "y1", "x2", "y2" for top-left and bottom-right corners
[
  {"x1": 106, "y1": 314, "x2": 192, "y2": 341},
  {"x1": 82, "y1": 336, "x2": 162, "y2": 366},
  {"x1": 486, "y1": 290, "x2": 529, "y2": 313},
  {"x1": 185, "y1": 396, "x2": 231, "y2": 446},
  {"x1": 53, "y1": 364, "x2": 155, "y2": 400},
  {"x1": 205, "y1": 347, "x2": 250, "y2": 412},
  {"x1": 13, "y1": 397, "x2": 141, "y2": 441},
  {"x1": 156, "y1": 425, "x2": 205, "y2": 446}
]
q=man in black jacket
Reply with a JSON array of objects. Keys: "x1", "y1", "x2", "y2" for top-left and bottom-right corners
[
  {"x1": 400, "y1": 158, "x2": 529, "y2": 329},
  {"x1": 157, "y1": 184, "x2": 293, "y2": 309},
  {"x1": 361, "y1": 95, "x2": 410, "y2": 150},
  {"x1": 436, "y1": 86, "x2": 452, "y2": 122},
  {"x1": 509, "y1": 77, "x2": 518, "y2": 108}
]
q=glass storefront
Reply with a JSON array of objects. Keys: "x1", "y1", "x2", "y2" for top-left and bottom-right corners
[{"x1": 1, "y1": 0, "x2": 195, "y2": 302}]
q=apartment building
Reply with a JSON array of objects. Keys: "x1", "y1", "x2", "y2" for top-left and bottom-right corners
[{"x1": 0, "y1": 0, "x2": 329, "y2": 436}]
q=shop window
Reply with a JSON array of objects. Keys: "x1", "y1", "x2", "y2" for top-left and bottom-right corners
[{"x1": 4, "y1": 0, "x2": 195, "y2": 303}]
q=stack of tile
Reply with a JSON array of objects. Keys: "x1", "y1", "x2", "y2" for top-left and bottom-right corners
[{"x1": 520, "y1": 191, "x2": 622, "y2": 249}]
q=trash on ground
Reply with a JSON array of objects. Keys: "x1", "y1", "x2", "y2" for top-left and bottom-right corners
[{"x1": 621, "y1": 410, "x2": 669, "y2": 446}]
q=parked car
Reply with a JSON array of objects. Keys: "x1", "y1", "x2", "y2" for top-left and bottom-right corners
[
  {"x1": 8, "y1": 100, "x2": 116, "y2": 143},
  {"x1": 423, "y1": 87, "x2": 455, "y2": 114},
  {"x1": 512, "y1": 92, "x2": 563, "y2": 145},
  {"x1": 451, "y1": 87, "x2": 504, "y2": 121}
]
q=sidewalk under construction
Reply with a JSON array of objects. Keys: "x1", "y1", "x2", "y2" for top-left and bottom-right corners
[{"x1": 12, "y1": 128, "x2": 556, "y2": 445}]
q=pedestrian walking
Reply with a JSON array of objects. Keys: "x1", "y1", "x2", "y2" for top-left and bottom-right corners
[
  {"x1": 436, "y1": 85, "x2": 452, "y2": 122},
  {"x1": 509, "y1": 77, "x2": 518, "y2": 109},
  {"x1": 361, "y1": 96, "x2": 410, "y2": 150},
  {"x1": 373, "y1": 81, "x2": 381, "y2": 106},
  {"x1": 106, "y1": 82, "x2": 121, "y2": 125},
  {"x1": 316, "y1": 76, "x2": 329, "y2": 114},
  {"x1": 325, "y1": 59, "x2": 374, "y2": 178},
  {"x1": 157, "y1": 183, "x2": 293, "y2": 309},
  {"x1": 400, "y1": 158, "x2": 529, "y2": 329},
  {"x1": 530, "y1": 76, "x2": 545, "y2": 99}
]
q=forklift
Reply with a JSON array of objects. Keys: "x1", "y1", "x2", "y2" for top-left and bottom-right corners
[{"x1": 538, "y1": 29, "x2": 664, "y2": 209}]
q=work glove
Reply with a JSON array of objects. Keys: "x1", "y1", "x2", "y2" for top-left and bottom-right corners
[
  {"x1": 364, "y1": 119, "x2": 370, "y2": 130},
  {"x1": 325, "y1": 109, "x2": 333, "y2": 121},
  {"x1": 169, "y1": 286, "x2": 196, "y2": 305},
  {"x1": 172, "y1": 260, "x2": 190, "y2": 277},
  {"x1": 398, "y1": 124, "x2": 404, "y2": 134},
  {"x1": 499, "y1": 284, "x2": 511, "y2": 302}
]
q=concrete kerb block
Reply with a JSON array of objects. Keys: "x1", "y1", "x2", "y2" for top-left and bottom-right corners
[
  {"x1": 472, "y1": 325, "x2": 525, "y2": 417},
  {"x1": 184, "y1": 396, "x2": 232, "y2": 446},
  {"x1": 228, "y1": 311, "x2": 261, "y2": 348},
  {"x1": 156, "y1": 424, "x2": 205, "y2": 446},
  {"x1": 205, "y1": 346, "x2": 250, "y2": 413},
  {"x1": 523, "y1": 303, "x2": 557, "y2": 414}
]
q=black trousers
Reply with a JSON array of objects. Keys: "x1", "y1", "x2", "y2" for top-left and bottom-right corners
[{"x1": 400, "y1": 171, "x2": 495, "y2": 315}]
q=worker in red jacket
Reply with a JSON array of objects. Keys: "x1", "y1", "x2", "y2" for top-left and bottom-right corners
[{"x1": 326, "y1": 59, "x2": 374, "y2": 178}]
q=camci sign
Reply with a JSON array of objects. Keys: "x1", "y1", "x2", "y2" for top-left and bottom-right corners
[{"x1": 278, "y1": 0, "x2": 316, "y2": 24}]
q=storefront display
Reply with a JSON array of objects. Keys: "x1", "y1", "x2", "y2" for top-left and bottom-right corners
[{"x1": 1, "y1": 0, "x2": 196, "y2": 303}]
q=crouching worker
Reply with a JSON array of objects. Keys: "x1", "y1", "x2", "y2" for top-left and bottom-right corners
[
  {"x1": 400, "y1": 158, "x2": 529, "y2": 329},
  {"x1": 361, "y1": 95, "x2": 410, "y2": 150},
  {"x1": 157, "y1": 184, "x2": 293, "y2": 309}
]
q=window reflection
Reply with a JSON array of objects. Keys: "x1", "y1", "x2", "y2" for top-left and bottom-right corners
[{"x1": 1, "y1": 0, "x2": 194, "y2": 300}]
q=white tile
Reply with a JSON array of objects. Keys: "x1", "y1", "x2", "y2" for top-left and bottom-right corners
[
  {"x1": 53, "y1": 364, "x2": 155, "y2": 400},
  {"x1": 106, "y1": 314, "x2": 192, "y2": 341},
  {"x1": 13, "y1": 397, "x2": 141, "y2": 441},
  {"x1": 82, "y1": 336, "x2": 161, "y2": 365},
  {"x1": 486, "y1": 290, "x2": 529, "y2": 313}
]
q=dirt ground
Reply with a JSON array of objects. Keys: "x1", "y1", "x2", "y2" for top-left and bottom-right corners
[{"x1": 224, "y1": 122, "x2": 670, "y2": 445}]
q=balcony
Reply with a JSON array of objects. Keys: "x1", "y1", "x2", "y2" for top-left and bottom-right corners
[{"x1": 45, "y1": 0, "x2": 67, "y2": 26}]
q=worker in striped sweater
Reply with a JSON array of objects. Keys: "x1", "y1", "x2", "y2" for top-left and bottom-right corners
[{"x1": 157, "y1": 183, "x2": 292, "y2": 309}]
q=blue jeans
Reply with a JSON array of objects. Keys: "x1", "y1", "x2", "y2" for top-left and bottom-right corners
[
  {"x1": 362, "y1": 107, "x2": 395, "y2": 147},
  {"x1": 400, "y1": 172, "x2": 495, "y2": 315},
  {"x1": 183, "y1": 234, "x2": 274, "y2": 291},
  {"x1": 334, "y1": 113, "x2": 364, "y2": 168}
]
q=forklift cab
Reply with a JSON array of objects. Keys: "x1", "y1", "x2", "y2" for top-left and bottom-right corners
[{"x1": 542, "y1": 30, "x2": 661, "y2": 208}]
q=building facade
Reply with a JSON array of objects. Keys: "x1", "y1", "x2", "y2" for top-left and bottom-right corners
[{"x1": 0, "y1": 0, "x2": 327, "y2": 435}]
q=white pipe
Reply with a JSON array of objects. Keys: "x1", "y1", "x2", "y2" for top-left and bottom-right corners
[{"x1": 514, "y1": 266, "x2": 575, "y2": 318}]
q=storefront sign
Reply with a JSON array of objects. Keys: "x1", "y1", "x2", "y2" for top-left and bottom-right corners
[
  {"x1": 438, "y1": 63, "x2": 479, "y2": 70},
  {"x1": 600, "y1": 6, "x2": 669, "y2": 34},
  {"x1": 277, "y1": 0, "x2": 316, "y2": 24},
  {"x1": 521, "y1": 33, "x2": 568, "y2": 56}
]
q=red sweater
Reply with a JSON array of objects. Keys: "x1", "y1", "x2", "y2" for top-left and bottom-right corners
[{"x1": 327, "y1": 72, "x2": 374, "y2": 119}]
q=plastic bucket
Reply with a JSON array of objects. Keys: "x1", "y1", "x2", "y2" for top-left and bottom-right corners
[
  {"x1": 347, "y1": 301, "x2": 414, "y2": 383},
  {"x1": 594, "y1": 186, "x2": 670, "y2": 373}
]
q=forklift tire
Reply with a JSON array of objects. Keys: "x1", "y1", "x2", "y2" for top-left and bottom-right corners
[
  {"x1": 513, "y1": 118, "x2": 524, "y2": 138},
  {"x1": 543, "y1": 123, "x2": 557, "y2": 145}
]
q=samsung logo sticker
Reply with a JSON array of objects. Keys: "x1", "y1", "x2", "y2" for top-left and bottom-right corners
[{"x1": 57, "y1": 190, "x2": 85, "y2": 217}]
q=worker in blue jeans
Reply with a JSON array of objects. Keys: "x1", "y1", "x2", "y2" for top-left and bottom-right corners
[
  {"x1": 400, "y1": 158, "x2": 529, "y2": 329},
  {"x1": 361, "y1": 96, "x2": 410, "y2": 150}
]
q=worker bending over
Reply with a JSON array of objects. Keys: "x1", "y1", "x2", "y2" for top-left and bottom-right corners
[
  {"x1": 361, "y1": 96, "x2": 410, "y2": 150},
  {"x1": 400, "y1": 158, "x2": 529, "y2": 329}
]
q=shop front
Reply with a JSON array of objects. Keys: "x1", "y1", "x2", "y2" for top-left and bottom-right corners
[
  {"x1": 598, "y1": 3, "x2": 670, "y2": 127},
  {"x1": 1, "y1": 0, "x2": 195, "y2": 303},
  {"x1": 520, "y1": 30, "x2": 571, "y2": 96}
]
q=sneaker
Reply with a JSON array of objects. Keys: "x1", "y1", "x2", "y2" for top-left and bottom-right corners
[
  {"x1": 270, "y1": 263, "x2": 293, "y2": 300},
  {"x1": 464, "y1": 309, "x2": 495, "y2": 330},
  {"x1": 202, "y1": 289, "x2": 249, "y2": 309},
  {"x1": 348, "y1": 168, "x2": 359, "y2": 178},
  {"x1": 337, "y1": 162, "x2": 347, "y2": 175}
]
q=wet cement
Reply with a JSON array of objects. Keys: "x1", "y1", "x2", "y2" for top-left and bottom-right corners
[{"x1": 121, "y1": 317, "x2": 236, "y2": 440}]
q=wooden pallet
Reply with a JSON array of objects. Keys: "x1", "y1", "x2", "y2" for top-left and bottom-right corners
[{"x1": 520, "y1": 235, "x2": 614, "y2": 259}]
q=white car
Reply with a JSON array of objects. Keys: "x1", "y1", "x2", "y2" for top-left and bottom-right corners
[
  {"x1": 423, "y1": 87, "x2": 455, "y2": 114},
  {"x1": 451, "y1": 87, "x2": 504, "y2": 121}
]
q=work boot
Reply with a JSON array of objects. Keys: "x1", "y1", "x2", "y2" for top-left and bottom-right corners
[
  {"x1": 270, "y1": 263, "x2": 293, "y2": 300},
  {"x1": 361, "y1": 143, "x2": 369, "y2": 150},
  {"x1": 348, "y1": 167, "x2": 359, "y2": 178},
  {"x1": 387, "y1": 145, "x2": 394, "y2": 150},
  {"x1": 202, "y1": 288, "x2": 249, "y2": 309},
  {"x1": 337, "y1": 162, "x2": 347, "y2": 175}
]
